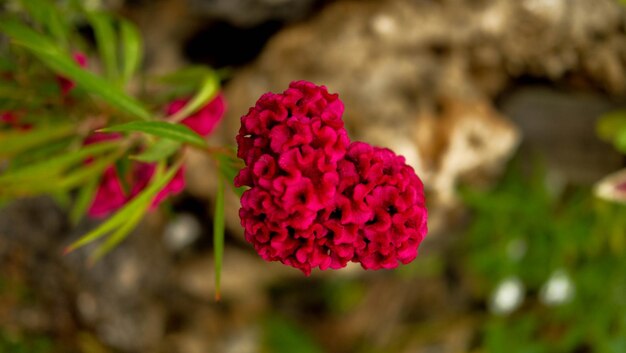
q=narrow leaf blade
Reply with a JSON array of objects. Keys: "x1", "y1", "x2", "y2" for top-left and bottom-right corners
[
  {"x1": 168, "y1": 72, "x2": 219, "y2": 122},
  {"x1": 88, "y1": 12, "x2": 119, "y2": 80},
  {"x1": 215, "y1": 149, "x2": 246, "y2": 197},
  {"x1": 65, "y1": 160, "x2": 182, "y2": 253},
  {"x1": 0, "y1": 141, "x2": 119, "y2": 183},
  {"x1": 213, "y1": 176, "x2": 225, "y2": 301},
  {"x1": 119, "y1": 19, "x2": 142, "y2": 86},
  {"x1": 101, "y1": 121, "x2": 208, "y2": 147},
  {"x1": 0, "y1": 19, "x2": 57, "y2": 53},
  {"x1": 19, "y1": 0, "x2": 69, "y2": 47},
  {"x1": 0, "y1": 20, "x2": 151, "y2": 120},
  {"x1": 89, "y1": 199, "x2": 147, "y2": 264},
  {"x1": 70, "y1": 179, "x2": 99, "y2": 225},
  {"x1": 131, "y1": 139, "x2": 180, "y2": 163},
  {"x1": 0, "y1": 123, "x2": 75, "y2": 157}
]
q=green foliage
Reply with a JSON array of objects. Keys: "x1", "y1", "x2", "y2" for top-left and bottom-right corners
[
  {"x1": 0, "y1": 19, "x2": 151, "y2": 120},
  {"x1": 119, "y1": 19, "x2": 143, "y2": 86},
  {"x1": 462, "y1": 161, "x2": 626, "y2": 352},
  {"x1": 0, "y1": 141, "x2": 119, "y2": 184},
  {"x1": 0, "y1": 0, "x2": 227, "y2": 276},
  {"x1": 131, "y1": 139, "x2": 181, "y2": 163},
  {"x1": 100, "y1": 121, "x2": 208, "y2": 147},
  {"x1": 88, "y1": 12, "x2": 119, "y2": 81},
  {"x1": 19, "y1": 0, "x2": 69, "y2": 48},
  {"x1": 262, "y1": 316, "x2": 326, "y2": 353},
  {"x1": 167, "y1": 72, "x2": 219, "y2": 122},
  {"x1": 0, "y1": 331, "x2": 53, "y2": 353},
  {"x1": 213, "y1": 177, "x2": 225, "y2": 300},
  {"x1": 0, "y1": 123, "x2": 75, "y2": 157},
  {"x1": 64, "y1": 160, "x2": 183, "y2": 262},
  {"x1": 215, "y1": 148, "x2": 246, "y2": 196},
  {"x1": 597, "y1": 110, "x2": 626, "y2": 153}
]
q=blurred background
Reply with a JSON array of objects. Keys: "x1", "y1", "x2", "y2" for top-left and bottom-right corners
[{"x1": 2, "y1": 0, "x2": 626, "y2": 352}]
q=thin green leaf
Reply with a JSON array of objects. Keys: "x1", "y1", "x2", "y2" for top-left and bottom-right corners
[
  {"x1": 0, "y1": 141, "x2": 119, "y2": 183},
  {"x1": 0, "y1": 19, "x2": 57, "y2": 53},
  {"x1": 0, "y1": 20, "x2": 151, "y2": 120},
  {"x1": 213, "y1": 176, "x2": 225, "y2": 301},
  {"x1": 131, "y1": 139, "x2": 180, "y2": 162},
  {"x1": 88, "y1": 199, "x2": 148, "y2": 264},
  {"x1": 0, "y1": 123, "x2": 75, "y2": 157},
  {"x1": 56, "y1": 148, "x2": 126, "y2": 191},
  {"x1": 169, "y1": 73, "x2": 219, "y2": 122},
  {"x1": 41, "y1": 50, "x2": 150, "y2": 119},
  {"x1": 88, "y1": 12, "x2": 118, "y2": 80},
  {"x1": 114, "y1": 156, "x2": 132, "y2": 194},
  {"x1": 20, "y1": 0, "x2": 69, "y2": 47},
  {"x1": 64, "y1": 202, "x2": 140, "y2": 255},
  {"x1": 0, "y1": 148, "x2": 125, "y2": 197},
  {"x1": 64, "y1": 160, "x2": 182, "y2": 253},
  {"x1": 215, "y1": 149, "x2": 246, "y2": 197},
  {"x1": 70, "y1": 179, "x2": 99, "y2": 225},
  {"x1": 101, "y1": 121, "x2": 208, "y2": 147},
  {"x1": 119, "y1": 19, "x2": 142, "y2": 86}
]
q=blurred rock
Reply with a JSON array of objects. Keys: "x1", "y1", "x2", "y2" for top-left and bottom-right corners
[
  {"x1": 500, "y1": 86, "x2": 624, "y2": 184},
  {"x1": 0, "y1": 199, "x2": 171, "y2": 352},
  {"x1": 176, "y1": 246, "x2": 292, "y2": 309},
  {"x1": 188, "y1": 0, "x2": 326, "y2": 26},
  {"x1": 221, "y1": 0, "x2": 626, "y2": 235}
]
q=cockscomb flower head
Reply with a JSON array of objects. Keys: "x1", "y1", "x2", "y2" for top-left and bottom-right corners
[
  {"x1": 339, "y1": 142, "x2": 427, "y2": 270},
  {"x1": 235, "y1": 81, "x2": 428, "y2": 275},
  {"x1": 235, "y1": 81, "x2": 352, "y2": 275}
]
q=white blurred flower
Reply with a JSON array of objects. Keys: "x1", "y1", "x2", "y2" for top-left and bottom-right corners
[
  {"x1": 540, "y1": 269, "x2": 574, "y2": 306},
  {"x1": 490, "y1": 277, "x2": 525, "y2": 315},
  {"x1": 594, "y1": 168, "x2": 626, "y2": 203},
  {"x1": 163, "y1": 213, "x2": 202, "y2": 251}
]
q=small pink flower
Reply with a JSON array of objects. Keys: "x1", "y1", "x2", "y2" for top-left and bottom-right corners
[
  {"x1": 57, "y1": 52, "x2": 88, "y2": 95},
  {"x1": 84, "y1": 132, "x2": 186, "y2": 218},
  {"x1": 88, "y1": 167, "x2": 129, "y2": 218},
  {"x1": 166, "y1": 94, "x2": 226, "y2": 136}
]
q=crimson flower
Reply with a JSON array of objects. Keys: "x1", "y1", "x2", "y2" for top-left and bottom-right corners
[
  {"x1": 57, "y1": 52, "x2": 88, "y2": 95},
  {"x1": 85, "y1": 132, "x2": 187, "y2": 218},
  {"x1": 86, "y1": 93, "x2": 226, "y2": 218},
  {"x1": 235, "y1": 81, "x2": 427, "y2": 275}
]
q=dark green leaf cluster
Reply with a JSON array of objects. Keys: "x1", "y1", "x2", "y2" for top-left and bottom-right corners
[
  {"x1": 0, "y1": 0, "x2": 237, "y2": 289},
  {"x1": 462, "y1": 161, "x2": 626, "y2": 352}
]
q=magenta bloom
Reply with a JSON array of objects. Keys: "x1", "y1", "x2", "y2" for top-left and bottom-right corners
[
  {"x1": 85, "y1": 133, "x2": 186, "y2": 218},
  {"x1": 235, "y1": 81, "x2": 351, "y2": 275},
  {"x1": 235, "y1": 81, "x2": 427, "y2": 275},
  {"x1": 58, "y1": 52, "x2": 88, "y2": 95},
  {"x1": 166, "y1": 94, "x2": 226, "y2": 137},
  {"x1": 339, "y1": 142, "x2": 427, "y2": 269}
]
